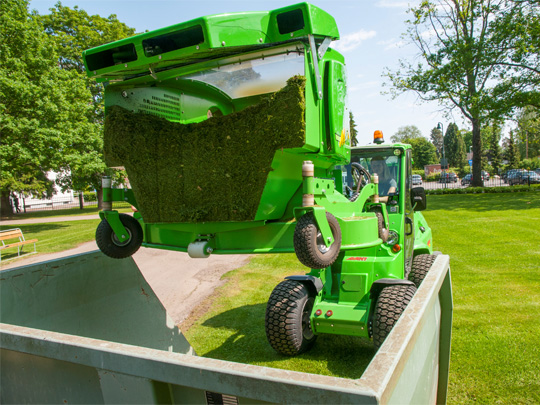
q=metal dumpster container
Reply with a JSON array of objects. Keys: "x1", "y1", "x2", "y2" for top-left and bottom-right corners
[{"x1": 1, "y1": 251, "x2": 452, "y2": 404}]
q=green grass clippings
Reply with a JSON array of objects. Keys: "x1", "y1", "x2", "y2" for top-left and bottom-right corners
[{"x1": 104, "y1": 76, "x2": 306, "y2": 223}]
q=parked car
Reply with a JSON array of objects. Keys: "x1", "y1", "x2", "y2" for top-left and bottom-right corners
[
  {"x1": 481, "y1": 171, "x2": 490, "y2": 181},
  {"x1": 535, "y1": 168, "x2": 540, "y2": 176},
  {"x1": 503, "y1": 169, "x2": 525, "y2": 183},
  {"x1": 461, "y1": 173, "x2": 484, "y2": 186},
  {"x1": 439, "y1": 172, "x2": 458, "y2": 183},
  {"x1": 412, "y1": 174, "x2": 422, "y2": 185},
  {"x1": 509, "y1": 171, "x2": 540, "y2": 185}
]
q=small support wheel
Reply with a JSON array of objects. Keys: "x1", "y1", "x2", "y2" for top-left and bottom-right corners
[
  {"x1": 373, "y1": 284, "x2": 417, "y2": 349},
  {"x1": 293, "y1": 211, "x2": 341, "y2": 269},
  {"x1": 265, "y1": 280, "x2": 317, "y2": 356},
  {"x1": 96, "y1": 213, "x2": 143, "y2": 259},
  {"x1": 408, "y1": 254, "x2": 436, "y2": 288}
]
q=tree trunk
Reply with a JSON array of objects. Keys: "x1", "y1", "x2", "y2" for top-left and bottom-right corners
[
  {"x1": 0, "y1": 191, "x2": 13, "y2": 218},
  {"x1": 471, "y1": 118, "x2": 483, "y2": 187},
  {"x1": 97, "y1": 187, "x2": 104, "y2": 210}
]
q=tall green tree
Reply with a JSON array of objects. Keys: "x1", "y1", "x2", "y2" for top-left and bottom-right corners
[
  {"x1": 390, "y1": 125, "x2": 423, "y2": 143},
  {"x1": 349, "y1": 111, "x2": 358, "y2": 146},
  {"x1": 0, "y1": 0, "x2": 93, "y2": 216},
  {"x1": 384, "y1": 0, "x2": 540, "y2": 186},
  {"x1": 505, "y1": 130, "x2": 521, "y2": 168},
  {"x1": 407, "y1": 137, "x2": 439, "y2": 170},
  {"x1": 489, "y1": 129, "x2": 503, "y2": 174},
  {"x1": 444, "y1": 123, "x2": 467, "y2": 170},
  {"x1": 515, "y1": 106, "x2": 540, "y2": 159},
  {"x1": 37, "y1": 4, "x2": 135, "y2": 205},
  {"x1": 430, "y1": 127, "x2": 444, "y2": 157}
]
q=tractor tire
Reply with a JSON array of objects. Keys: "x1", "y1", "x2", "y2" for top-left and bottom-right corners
[
  {"x1": 294, "y1": 211, "x2": 341, "y2": 269},
  {"x1": 265, "y1": 280, "x2": 317, "y2": 356},
  {"x1": 369, "y1": 206, "x2": 389, "y2": 243},
  {"x1": 373, "y1": 284, "x2": 416, "y2": 349},
  {"x1": 408, "y1": 254, "x2": 436, "y2": 288},
  {"x1": 96, "y1": 213, "x2": 143, "y2": 259}
]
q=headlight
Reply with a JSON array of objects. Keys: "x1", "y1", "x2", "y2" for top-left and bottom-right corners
[{"x1": 386, "y1": 230, "x2": 399, "y2": 245}]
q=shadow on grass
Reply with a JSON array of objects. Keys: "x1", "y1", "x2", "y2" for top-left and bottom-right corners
[
  {"x1": 198, "y1": 303, "x2": 375, "y2": 379},
  {"x1": 427, "y1": 191, "x2": 540, "y2": 212}
]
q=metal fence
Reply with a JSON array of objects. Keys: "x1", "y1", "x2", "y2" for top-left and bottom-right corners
[
  {"x1": 421, "y1": 174, "x2": 539, "y2": 190},
  {"x1": 10, "y1": 193, "x2": 131, "y2": 214}
]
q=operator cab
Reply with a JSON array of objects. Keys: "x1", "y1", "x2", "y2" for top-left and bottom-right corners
[{"x1": 342, "y1": 148, "x2": 402, "y2": 206}]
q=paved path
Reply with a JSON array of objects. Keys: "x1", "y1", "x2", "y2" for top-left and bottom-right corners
[
  {"x1": 1, "y1": 214, "x2": 100, "y2": 225},
  {"x1": 0, "y1": 214, "x2": 252, "y2": 326}
]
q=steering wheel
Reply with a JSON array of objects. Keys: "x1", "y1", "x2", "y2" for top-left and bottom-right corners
[{"x1": 349, "y1": 162, "x2": 371, "y2": 201}]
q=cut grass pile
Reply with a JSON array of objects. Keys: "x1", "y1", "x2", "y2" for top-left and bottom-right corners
[{"x1": 184, "y1": 192, "x2": 540, "y2": 403}]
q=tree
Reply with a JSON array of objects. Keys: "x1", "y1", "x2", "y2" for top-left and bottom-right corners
[
  {"x1": 0, "y1": 0, "x2": 93, "y2": 216},
  {"x1": 505, "y1": 130, "x2": 520, "y2": 168},
  {"x1": 38, "y1": 4, "x2": 135, "y2": 206},
  {"x1": 349, "y1": 111, "x2": 358, "y2": 146},
  {"x1": 390, "y1": 125, "x2": 423, "y2": 143},
  {"x1": 407, "y1": 137, "x2": 439, "y2": 169},
  {"x1": 489, "y1": 129, "x2": 503, "y2": 174},
  {"x1": 515, "y1": 106, "x2": 540, "y2": 159},
  {"x1": 430, "y1": 127, "x2": 444, "y2": 157},
  {"x1": 384, "y1": 0, "x2": 540, "y2": 187},
  {"x1": 444, "y1": 123, "x2": 466, "y2": 169}
]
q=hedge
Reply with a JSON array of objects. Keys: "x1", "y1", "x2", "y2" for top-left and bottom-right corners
[{"x1": 425, "y1": 184, "x2": 540, "y2": 195}]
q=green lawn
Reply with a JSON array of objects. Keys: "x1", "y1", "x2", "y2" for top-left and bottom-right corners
[
  {"x1": 0, "y1": 219, "x2": 101, "y2": 262},
  {"x1": 184, "y1": 192, "x2": 540, "y2": 403},
  {"x1": 0, "y1": 205, "x2": 131, "y2": 263}
]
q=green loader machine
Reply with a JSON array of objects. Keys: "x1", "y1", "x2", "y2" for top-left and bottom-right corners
[{"x1": 84, "y1": 2, "x2": 435, "y2": 355}]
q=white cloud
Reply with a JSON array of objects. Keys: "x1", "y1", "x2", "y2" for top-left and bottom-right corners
[
  {"x1": 333, "y1": 30, "x2": 377, "y2": 53},
  {"x1": 377, "y1": 38, "x2": 406, "y2": 50},
  {"x1": 349, "y1": 81, "x2": 380, "y2": 92},
  {"x1": 375, "y1": 0, "x2": 411, "y2": 8}
]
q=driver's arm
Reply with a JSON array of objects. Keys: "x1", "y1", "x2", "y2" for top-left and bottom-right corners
[{"x1": 378, "y1": 182, "x2": 397, "y2": 203}]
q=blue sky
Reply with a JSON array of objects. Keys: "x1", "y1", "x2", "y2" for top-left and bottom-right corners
[{"x1": 30, "y1": 0, "x2": 457, "y2": 146}]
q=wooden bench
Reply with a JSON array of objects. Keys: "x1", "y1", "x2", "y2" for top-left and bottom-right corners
[{"x1": 0, "y1": 228, "x2": 38, "y2": 264}]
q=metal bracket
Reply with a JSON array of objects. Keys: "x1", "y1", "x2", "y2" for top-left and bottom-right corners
[
  {"x1": 99, "y1": 210, "x2": 129, "y2": 243},
  {"x1": 318, "y1": 37, "x2": 332, "y2": 59},
  {"x1": 308, "y1": 35, "x2": 323, "y2": 100}
]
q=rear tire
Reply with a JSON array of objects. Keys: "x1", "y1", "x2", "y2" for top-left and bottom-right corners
[
  {"x1": 265, "y1": 280, "x2": 317, "y2": 356},
  {"x1": 96, "y1": 213, "x2": 143, "y2": 259},
  {"x1": 373, "y1": 284, "x2": 416, "y2": 349},
  {"x1": 408, "y1": 254, "x2": 436, "y2": 288},
  {"x1": 294, "y1": 212, "x2": 341, "y2": 269}
]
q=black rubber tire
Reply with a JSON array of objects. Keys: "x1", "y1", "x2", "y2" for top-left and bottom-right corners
[
  {"x1": 369, "y1": 206, "x2": 389, "y2": 243},
  {"x1": 96, "y1": 213, "x2": 143, "y2": 259},
  {"x1": 265, "y1": 280, "x2": 317, "y2": 356},
  {"x1": 294, "y1": 211, "x2": 341, "y2": 269},
  {"x1": 408, "y1": 254, "x2": 436, "y2": 288},
  {"x1": 373, "y1": 284, "x2": 417, "y2": 349}
]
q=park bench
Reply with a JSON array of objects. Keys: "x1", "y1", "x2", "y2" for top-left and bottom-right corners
[{"x1": 0, "y1": 228, "x2": 38, "y2": 264}]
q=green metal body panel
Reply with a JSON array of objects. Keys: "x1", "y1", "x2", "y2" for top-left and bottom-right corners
[
  {"x1": 88, "y1": 4, "x2": 434, "y2": 341},
  {"x1": 0, "y1": 252, "x2": 452, "y2": 404},
  {"x1": 83, "y1": 3, "x2": 339, "y2": 82}
]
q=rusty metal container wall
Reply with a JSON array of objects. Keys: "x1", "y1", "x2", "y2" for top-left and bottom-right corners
[{"x1": 0, "y1": 252, "x2": 451, "y2": 404}]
